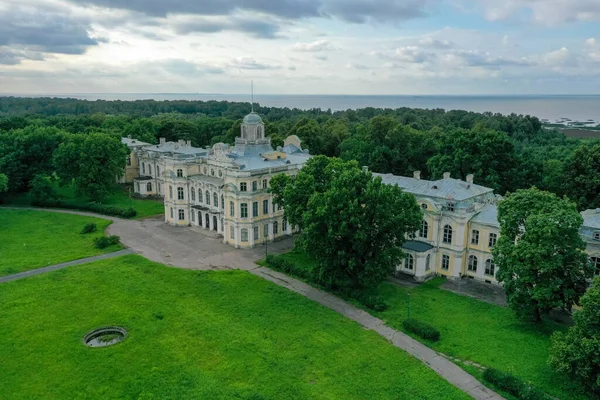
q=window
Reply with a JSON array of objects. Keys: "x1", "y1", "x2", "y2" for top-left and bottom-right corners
[
  {"x1": 405, "y1": 254, "x2": 414, "y2": 270},
  {"x1": 468, "y1": 255, "x2": 478, "y2": 272},
  {"x1": 156, "y1": 166, "x2": 160, "y2": 176},
  {"x1": 488, "y1": 233, "x2": 498, "y2": 248},
  {"x1": 169, "y1": 186, "x2": 173, "y2": 199},
  {"x1": 419, "y1": 220, "x2": 429, "y2": 238},
  {"x1": 273, "y1": 221, "x2": 279, "y2": 234},
  {"x1": 191, "y1": 188, "x2": 195, "y2": 201},
  {"x1": 178, "y1": 209, "x2": 185, "y2": 220},
  {"x1": 446, "y1": 202, "x2": 455, "y2": 212},
  {"x1": 157, "y1": 183, "x2": 161, "y2": 193},
  {"x1": 170, "y1": 207, "x2": 173, "y2": 218},
  {"x1": 263, "y1": 200, "x2": 269, "y2": 215},
  {"x1": 205, "y1": 190, "x2": 210, "y2": 205},
  {"x1": 198, "y1": 189, "x2": 203, "y2": 203},
  {"x1": 263, "y1": 223, "x2": 269, "y2": 237},
  {"x1": 253, "y1": 226, "x2": 259, "y2": 241},
  {"x1": 253, "y1": 202, "x2": 259, "y2": 217},
  {"x1": 142, "y1": 162, "x2": 145, "y2": 174},
  {"x1": 191, "y1": 212, "x2": 195, "y2": 222},
  {"x1": 252, "y1": 181, "x2": 258, "y2": 191},
  {"x1": 219, "y1": 170, "x2": 223, "y2": 177},
  {"x1": 442, "y1": 255, "x2": 450, "y2": 271},
  {"x1": 594, "y1": 232, "x2": 600, "y2": 240},
  {"x1": 443, "y1": 225, "x2": 453, "y2": 244},
  {"x1": 262, "y1": 179, "x2": 268, "y2": 189},
  {"x1": 177, "y1": 187, "x2": 184, "y2": 200},
  {"x1": 214, "y1": 193, "x2": 218, "y2": 208},
  {"x1": 149, "y1": 165, "x2": 153, "y2": 177},
  {"x1": 230, "y1": 201, "x2": 235, "y2": 217},
  {"x1": 177, "y1": 169, "x2": 183, "y2": 178},
  {"x1": 485, "y1": 259, "x2": 496, "y2": 276},
  {"x1": 230, "y1": 228, "x2": 235, "y2": 239},
  {"x1": 240, "y1": 182, "x2": 247, "y2": 192},
  {"x1": 282, "y1": 219, "x2": 287, "y2": 232},
  {"x1": 127, "y1": 155, "x2": 131, "y2": 166},
  {"x1": 278, "y1": 203, "x2": 282, "y2": 211},
  {"x1": 241, "y1": 203, "x2": 248, "y2": 218},
  {"x1": 146, "y1": 182, "x2": 152, "y2": 192},
  {"x1": 421, "y1": 203, "x2": 428, "y2": 210},
  {"x1": 592, "y1": 257, "x2": 600, "y2": 276},
  {"x1": 425, "y1": 254, "x2": 431, "y2": 271},
  {"x1": 204, "y1": 167, "x2": 207, "y2": 174},
  {"x1": 221, "y1": 196, "x2": 224, "y2": 209},
  {"x1": 211, "y1": 168, "x2": 215, "y2": 176},
  {"x1": 241, "y1": 228, "x2": 248, "y2": 242},
  {"x1": 471, "y1": 230, "x2": 480, "y2": 245}
]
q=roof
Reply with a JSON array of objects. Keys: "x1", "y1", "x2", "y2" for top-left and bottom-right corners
[
  {"x1": 146, "y1": 142, "x2": 207, "y2": 156},
  {"x1": 188, "y1": 175, "x2": 224, "y2": 186},
  {"x1": 243, "y1": 112, "x2": 263, "y2": 125},
  {"x1": 582, "y1": 209, "x2": 600, "y2": 229},
  {"x1": 402, "y1": 240, "x2": 434, "y2": 253},
  {"x1": 374, "y1": 173, "x2": 494, "y2": 201},
  {"x1": 122, "y1": 137, "x2": 150, "y2": 147},
  {"x1": 229, "y1": 141, "x2": 310, "y2": 171},
  {"x1": 471, "y1": 204, "x2": 500, "y2": 227}
]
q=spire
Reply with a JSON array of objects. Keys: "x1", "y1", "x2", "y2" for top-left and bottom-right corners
[{"x1": 251, "y1": 80, "x2": 254, "y2": 112}]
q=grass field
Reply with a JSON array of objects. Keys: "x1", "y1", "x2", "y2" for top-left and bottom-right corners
[
  {"x1": 3, "y1": 183, "x2": 164, "y2": 219},
  {"x1": 0, "y1": 255, "x2": 469, "y2": 400},
  {"x1": 0, "y1": 209, "x2": 122, "y2": 276},
  {"x1": 269, "y1": 250, "x2": 588, "y2": 400}
]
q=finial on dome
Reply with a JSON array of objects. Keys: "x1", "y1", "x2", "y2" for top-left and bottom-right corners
[{"x1": 251, "y1": 80, "x2": 254, "y2": 112}]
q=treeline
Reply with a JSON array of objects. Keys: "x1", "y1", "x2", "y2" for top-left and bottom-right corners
[{"x1": 0, "y1": 97, "x2": 598, "y2": 210}]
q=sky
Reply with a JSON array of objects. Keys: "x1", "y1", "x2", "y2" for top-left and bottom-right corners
[{"x1": 0, "y1": 0, "x2": 599, "y2": 95}]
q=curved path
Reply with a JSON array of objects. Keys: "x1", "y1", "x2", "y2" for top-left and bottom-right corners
[{"x1": 0, "y1": 206, "x2": 503, "y2": 400}]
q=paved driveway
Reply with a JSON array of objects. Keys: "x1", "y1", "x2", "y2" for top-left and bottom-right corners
[{"x1": 107, "y1": 216, "x2": 294, "y2": 271}]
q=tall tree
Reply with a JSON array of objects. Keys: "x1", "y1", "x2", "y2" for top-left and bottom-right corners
[
  {"x1": 549, "y1": 278, "x2": 600, "y2": 394},
  {"x1": 0, "y1": 173, "x2": 7, "y2": 193},
  {"x1": 562, "y1": 144, "x2": 600, "y2": 210},
  {"x1": 494, "y1": 188, "x2": 592, "y2": 322},
  {"x1": 271, "y1": 156, "x2": 422, "y2": 289}
]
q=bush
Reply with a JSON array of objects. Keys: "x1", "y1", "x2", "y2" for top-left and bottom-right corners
[
  {"x1": 29, "y1": 175, "x2": 59, "y2": 204},
  {"x1": 80, "y1": 223, "x2": 97, "y2": 234},
  {"x1": 94, "y1": 235, "x2": 120, "y2": 249},
  {"x1": 402, "y1": 318, "x2": 441, "y2": 342},
  {"x1": 32, "y1": 199, "x2": 137, "y2": 218},
  {"x1": 483, "y1": 368, "x2": 547, "y2": 400},
  {"x1": 265, "y1": 255, "x2": 312, "y2": 280}
]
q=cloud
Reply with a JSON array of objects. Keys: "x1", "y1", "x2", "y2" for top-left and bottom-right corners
[
  {"x1": 470, "y1": 0, "x2": 600, "y2": 25},
  {"x1": 450, "y1": 50, "x2": 534, "y2": 67},
  {"x1": 173, "y1": 16, "x2": 282, "y2": 39},
  {"x1": 543, "y1": 47, "x2": 575, "y2": 66},
  {"x1": 345, "y1": 62, "x2": 368, "y2": 70},
  {"x1": 418, "y1": 37, "x2": 454, "y2": 49},
  {"x1": 322, "y1": 0, "x2": 436, "y2": 23},
  {"x1": 230, "y1": 56, "x2": 281, "y2": 70},
  {"x1": 292, "y1": 39, "x2": 335, "y2": 52},
  {"x1": 0, "y1": 47, "x2": 45, "y2": 65},
  {"x1": 392, "y1": 46, "x2": 436, "y2": 63},
  {"x1": 157, "y1": 59, "x2": 225, "y2": 75},
  {"x1": 0, "y1": 2, "x2": 99, "y2": 59}
]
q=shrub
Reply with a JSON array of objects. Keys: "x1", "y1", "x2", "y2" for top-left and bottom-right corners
[
  {"x1": 265, "y1": 255, "x2": 312, "y2": 280},
  {"x1": 80, "y1": 223, "x2": 97, "y2": 234},
  {"x1": 483, "y1": 368, "x2": 547, "y2": 400},
  {"x1": 402, "y1": 318, "x2": 441, "y2": 342},
  {"x1": 29, "y1": 175, "x2": 59, "y2": 204},
  {"x1": 32, "y1": 199, "x2": 137, "y2": 218},
  {"x1": 94, "y1": 235, "x2": 120, "y2": 249}
]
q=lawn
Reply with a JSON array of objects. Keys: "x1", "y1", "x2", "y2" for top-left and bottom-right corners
[
  {"x1": 3, "y1": 183, "x2": 164, "y2": 219},
  {"x1": 270, "y1": 250, "x2": 588, "y2": 400},
  {"x1": 0, "y1": 209, "x2": 122, "y2": 276},
  {"x1": 0, "y1": 255, "x2": 469, "y2": 400}
]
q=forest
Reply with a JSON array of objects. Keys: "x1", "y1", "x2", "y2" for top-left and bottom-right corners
[{"x1": 0, "y1": 96, "x2": 598, "y2": 211}]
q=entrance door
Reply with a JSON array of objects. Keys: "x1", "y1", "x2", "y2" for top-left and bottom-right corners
[
  {"x1": 205, "y1": 213, "x2": 210, "y2": 229},
  {"x1": 198, "y1": 211, "x2": 202, "y2": 227},
  {"x1": 213, "y1": 216, "x2": 218, "y2": 231}
]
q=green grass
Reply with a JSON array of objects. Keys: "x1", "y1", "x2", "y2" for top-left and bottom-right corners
[
  {"x1": 269, "y1": 250, "x2": 588, "y2": 400},
  {"x1": 0, "y1": 255, "x2": 469, "y2": 400},
  {"x1": 2, "y1": 183, "x2": 164, "y2": 219},
  {"x1": 0, "y1": 209, "x2": 122, "y2": 276}
]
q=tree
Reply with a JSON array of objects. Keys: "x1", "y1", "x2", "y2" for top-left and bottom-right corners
[
  {"x1": 549, "y1": 278, "x2": 600, "y2": 394},
  {"x1": 494, "y1": 188, "x2": 593, "y2": 322},
  {"x1": 0, "y1": 173, "x2": 7, "y2": 193},
  {"x1": 271, "y1": 156, "x2": 422, "y2": 289},
  {"x1": 562, "y1": 144, "x2": 600, "y2": 210},
  {"x1": 29, "y1": 175, "x2": 59, "y2": 204},
  {"x1": 54, "y1": 133, "x2": 127, "y2": 201}
]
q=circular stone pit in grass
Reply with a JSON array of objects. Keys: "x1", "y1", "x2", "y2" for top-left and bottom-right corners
[{"x1": 83, "y1": 326, "x2": 127, "y2": 348}]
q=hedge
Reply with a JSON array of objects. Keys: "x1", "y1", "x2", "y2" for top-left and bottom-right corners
[
  {"x1": 402, "y1": 318, "x2": 441, "y2": 342},
  {"x1": 483, "y1": 368, "x2": 548, "y2": 400},
  {"x1": 80, "y1": 223, "x2": 97, "y2": 234},
  {"x1": 32, "y1": 200, "x2": 137, "y2": 218},
  {"x1": 94, "y1": 235, "x2": 121, "y2": 249}
]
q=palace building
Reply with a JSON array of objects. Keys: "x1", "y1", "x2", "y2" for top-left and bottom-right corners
[{"x1": 125, "y1": 111, "x2": 310, "y2": 248}]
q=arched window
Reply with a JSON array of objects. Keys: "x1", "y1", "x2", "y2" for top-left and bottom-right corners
[
  {"x1": 273, "y1": 221, "x2": 279, "y2": 234},
  {"x1": 221, "y1": 195, "x2": 224, "y2": 209},
  {"x1": 443, "y1": 225, "x2": 453, "y2": 244},
  {"x1": 591, "y1": 257, "x2": 600, "y2": 276},
  {"x1": 146, "y1": 182, "x2": 152, "y2": 192},
  {"x1": 468, "y1": 255, "x2": 478, "y2": 272},
  {"x1": 257, "y1": 125, "x2": 263, "y2": 138},
  {"x1": 205, "y1": 190, "x2": 210, "y2": 205},
  {"x1": 405, "y1": 254, "x2": 414, "y2": 270},
  {"x1": 425, "y1": 254, "x2": 431, "y2": 271},
  {"x1": 142, "y1": 162, "x2": 145, "y2": 174},
  {"x1": 127, "y1": 155, "x2": 131, "y2": 166},
  {"x1": 214, "y1": 193, "x2": 218, "y2": 208},
  {"x1": 419, "y1": 220, "x2": 429, "y2": 238},
  {"x1": 211, "y1": 168, "x2": 215, "y2": 176},
  {"x1": 198, "y1": 189, "x2": 203, "y2": 203},
  {"x1": 485, "y1": 259, "x2": 496, "y2": 276},
  {"x1": 191, "y1": 187, "x2": 195, "y2": 201}
]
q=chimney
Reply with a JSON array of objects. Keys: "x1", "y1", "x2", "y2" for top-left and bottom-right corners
[
  {"x1": 443, "y1": 172, "x2": 451, "y2": 179},
  {"x1": 187, "y1": 140, "x2": 192, "y2": 147},
  {"x1": 466, "y1": 174, "x2": 474, "y2": 184},
  {"x1": 159, "y1": 138, "x2": 166, "y2": 145},
  {"x1": 413, "y1": 171, "x2": 421, "y2": 180},
  {"x1": 362, "y1": 166, "x2": 369, "y2": 173}
]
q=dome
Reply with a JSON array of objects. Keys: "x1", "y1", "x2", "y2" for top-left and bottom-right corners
[{"x1": 243, "y1": 112, "x2": 263, "y2": 125}]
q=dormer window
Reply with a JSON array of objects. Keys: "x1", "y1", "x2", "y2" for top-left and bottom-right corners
[
  {"x1": 421, "y1": 203, "x2": 428, "y2": 210},
  {"x1": 446, "y1": 202, "x2": 455, "y2": 212},
  {"x1": 177, "y1": 169, "x2": 183, "y2": 178},
  {"x1": 594, "y1": 232, "x2": 600, "y2": 240}
]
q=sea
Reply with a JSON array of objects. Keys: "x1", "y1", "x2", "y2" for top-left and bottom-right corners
[{"x1": 8, "y1": 94, "x2": 600, "y2": 124}]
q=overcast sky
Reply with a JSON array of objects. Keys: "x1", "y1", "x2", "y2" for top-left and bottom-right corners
[{"x1": 1, "y1": 0, "x2": 599, "y2": 95}]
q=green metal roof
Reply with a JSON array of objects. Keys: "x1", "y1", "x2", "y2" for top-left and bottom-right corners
[
  {"x1": 402, "y1": 240, "x2": 434, "y2": 253},
  {"x1": 243, "y1": 112, "x2": 263, "y2": 124}
]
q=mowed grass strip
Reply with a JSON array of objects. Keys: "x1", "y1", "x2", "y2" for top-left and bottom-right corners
[
  {"x1": 0, "y1": 255, "x2": 469, "y2": 400},
  {"x1": 272, "y1": 250, "x2": 588, "y2": 400},
  {"x1": 0, "y1": 209, "x2": 122, "y2": 276}
]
